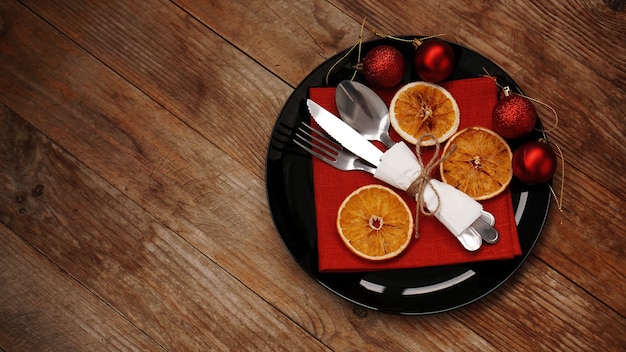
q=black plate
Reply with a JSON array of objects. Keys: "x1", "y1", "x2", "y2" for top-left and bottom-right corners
[{"x1": 265, "y1": 37, "x2": 551, "y2": 315}]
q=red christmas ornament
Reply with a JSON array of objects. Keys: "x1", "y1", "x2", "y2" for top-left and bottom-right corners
[
  {"x1": 492, "y1": 87, "x2": 538, "y2": 139},
  {"x1": 512, "y1": 140, "x2": 557, "y2": 184},
  {"x1": 413, "y1": 38, "x2": 455, "y2": 82},
  {"x1": 361, "y1": 45, "x2": 405, "y2": 88}
]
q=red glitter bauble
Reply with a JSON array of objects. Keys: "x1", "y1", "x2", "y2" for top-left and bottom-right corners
[
  {"x1": 512, "y1": 140, "x2": 557, "y2": 184},
  {"x1": 413, "y1": 38, "x2": 455, "y2": 82},
  {"x1": 361, "y1": 45, "x2": 405, "y2": 88},
  {"x1": 492, "y1": 93, "x2": 538, "y2": 139}
]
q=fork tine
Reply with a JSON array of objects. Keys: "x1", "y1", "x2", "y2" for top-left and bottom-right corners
[
  {"x1": 290, "y1": 120, "x2": 377, "y2": 174},
  {"x1": 293, "y1": 138, "x2": 336, "y2": 165},
  {"x1": 297, "y1": 122, "x2": 342, "y2": 155},
  {"x1": 294, "y1": 127, "x2": 339, "y2": 164}
]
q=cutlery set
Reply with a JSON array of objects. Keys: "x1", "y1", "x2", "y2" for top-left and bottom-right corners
[{"x1": 295, "y1": 80, "x2": 500, "y2": 252}]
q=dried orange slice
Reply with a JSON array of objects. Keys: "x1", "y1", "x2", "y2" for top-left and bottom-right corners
[
  {"x1": 389, "y1": 81, "x2": 460, "y2": 146},
  {"x1": 336, "y1": 185, "x2": 413, "y2": 261},
  {"x1": 440, "y1": 127, "x2": 513, "y2": 200}
]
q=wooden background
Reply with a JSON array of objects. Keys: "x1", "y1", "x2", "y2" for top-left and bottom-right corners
[{"x1": 1, "y1": 0, "x2": 624, "y2": 350}]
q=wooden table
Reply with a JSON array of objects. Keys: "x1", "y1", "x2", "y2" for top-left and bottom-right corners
[{"x1": 1, "y1": 1, "x2": 624, "y2": 350}]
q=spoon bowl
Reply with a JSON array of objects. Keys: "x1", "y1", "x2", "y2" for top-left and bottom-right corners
[{"x1": 335, "y1": 80, "x2": 396, "y2": 148}]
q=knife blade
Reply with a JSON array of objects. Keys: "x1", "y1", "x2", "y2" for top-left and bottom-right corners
[{"x1": 307, "y1": 99, "x2": 383, "y2": 167}]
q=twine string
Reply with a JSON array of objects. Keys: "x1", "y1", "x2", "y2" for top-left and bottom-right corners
[
  {"x1": 406, "y1": 134, "x2": 457, "y2": 238},
  {"x1": 522, "y1": 95, "x2": 559, "y2": 134}
]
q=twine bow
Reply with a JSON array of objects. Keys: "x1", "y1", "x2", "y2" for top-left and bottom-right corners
[{"x1": 406, "y1": 134, "x2": 457, "y2": 238}]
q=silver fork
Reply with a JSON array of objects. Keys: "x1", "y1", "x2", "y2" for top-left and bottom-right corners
[
  {"x1": 293, "y1": 122, "x2": 376, "y2": 174},
  {"x1": 293, "y1": 121, "x2": 499, "y2": 247}
]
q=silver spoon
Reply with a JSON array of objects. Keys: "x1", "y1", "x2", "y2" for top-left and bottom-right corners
[{"x1": 335, "y1": 80, "x2": 396, "y2": 148}]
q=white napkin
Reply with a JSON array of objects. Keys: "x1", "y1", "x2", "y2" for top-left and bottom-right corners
[{"x1": 374, "y1": 142, "x2": 482, "y2": 237}]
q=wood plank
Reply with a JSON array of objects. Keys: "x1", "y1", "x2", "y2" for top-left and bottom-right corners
[
  {"x1": 533, "y1": 165, "x2": 626, "y2": 314},
  {"x1": 1, "y1": 1, "x2": 624, "y2": 350},
  {"x1": 456, "y1": 257, "x2": 626, "y2": 351},
  {"x1": 0, "y1": 223, "x2": 162, "y2": 351},
  {"x1": 0, "y1": 105, "x2": 330, "y2": 350},
  {"x1": 17, "y1": 0, "x2": 299, "y2": 181},
  {"x1": 175, "y1": 0, "x2": 366, "y2": 87},
  {"x1": 0, "y1": 2, "x2": 344, "y2": 346}
]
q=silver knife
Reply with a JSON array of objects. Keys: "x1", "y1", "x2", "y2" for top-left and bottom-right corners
[{"x1": 307, "y1": 99, "x2": 383, "y2": 167}]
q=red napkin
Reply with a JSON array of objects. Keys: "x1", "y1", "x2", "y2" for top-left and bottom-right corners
[{"x1": 310, "y1": 77, "x2": 521, "y2": 272}]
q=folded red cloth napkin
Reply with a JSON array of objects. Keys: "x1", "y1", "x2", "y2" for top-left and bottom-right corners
[{"x1": 310, "y1": 77, "x2": 521, "y2": 272}]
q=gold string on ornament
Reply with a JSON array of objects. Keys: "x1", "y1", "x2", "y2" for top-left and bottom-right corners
[
  {"x1": 324, "y1": 17, "x2": 367, "y2": 86},
  {"x1": 366, "y1": 27, "x2": 457, "y2": 48},
  {"x1": 482, "y1": 67, "x2": 565, "y2": 222},
  {"x1": 547, "y1": 139, "x2": 565, "y2": 224}
]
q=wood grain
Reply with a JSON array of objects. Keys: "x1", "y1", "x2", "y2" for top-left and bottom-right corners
[
  {"x1": 0, "y1": 105, "x2": 332, "y2": 351},
  {"x1": 0, "y1": 0, "x2": 624, "y2": 350},
  {"x1": 458, "y1": 257, "x2": 626, "y2": 351},
  {"x1": 0, "y1": 222, "x2": 163, "y2": 351},
  {"x1": 177, "y1": 0, "x2": 366, "y2": 86},
  {"x1": 14, "y1": 0, "x2": 288, "y2": 181}
]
